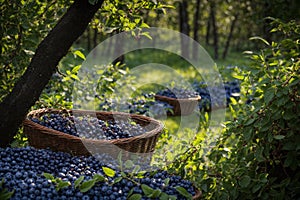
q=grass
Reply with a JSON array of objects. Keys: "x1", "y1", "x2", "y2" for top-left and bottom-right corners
[
  {"x1": 121, "y1": 48, "x2": 247, "y2": 167},
  {"x1": 125, "y1": 48, "x2": 251, "y2": 80}
]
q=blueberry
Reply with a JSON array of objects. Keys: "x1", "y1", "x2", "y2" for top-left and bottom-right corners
[
  {"x1": 76, "y1": 191, "x2": 83, "y2": 197},
  {"x1": 15, "y1": 171, "x2": 22, "y2": 179},
  {"x1": 82, "y1": 195, "x2": 90, "y2": 200}
]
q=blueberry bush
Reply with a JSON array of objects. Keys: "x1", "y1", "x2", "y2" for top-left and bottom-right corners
[{"x1": 165, "y1": 18, "x2": 299, "y2": 199}]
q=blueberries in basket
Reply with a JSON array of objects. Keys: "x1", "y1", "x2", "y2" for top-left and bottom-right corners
[
  {"x1": 156, "y1": 87, "x2": 200, "y2": 99},
  {"x1": 192, "y1": 80, "x2": 241, "y2": 110},
  {"x1": 98, "y1": 93, "x2": 174, "y2": 117},
  {"x1": 30, "y1": 114, "x2": 147, "y2": 140},
  {"x1": 0, "y1": 147, "x2": 197, "y2": 199},
  {"x1": 127, "y1": 99, "x2": 174, "y2": 117}
]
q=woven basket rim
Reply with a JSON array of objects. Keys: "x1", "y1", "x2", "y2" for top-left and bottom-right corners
[
  {"x1": 155, "y1": 94, "x2": 201, "y2": 101},
  {"x1": 23, "y1": 108, "x2": 164, "y2": 144}
]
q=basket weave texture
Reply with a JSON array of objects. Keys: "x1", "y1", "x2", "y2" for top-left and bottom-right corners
[
  {"x1": 155, "y1": 95, "x2": 201, "y2": 116},
  {"x1": 23, "y1": 109, "x2": 164, "y2": 156}
]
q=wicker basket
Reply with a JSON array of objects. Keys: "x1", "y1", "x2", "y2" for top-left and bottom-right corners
[
  {"x1": 155, "y1": 95, "x2": 201, "y2": 116},
  {"x1": 23, "y1": 109, "x2": 164, "y2": 157}
]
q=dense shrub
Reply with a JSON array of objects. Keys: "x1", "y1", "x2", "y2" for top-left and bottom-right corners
[
  {"x1": 202, "y1": 18, "x2": 300, "y2": 199},
  {"x1": 160, "y1": 18, "x2": 299, "y2": 200}
]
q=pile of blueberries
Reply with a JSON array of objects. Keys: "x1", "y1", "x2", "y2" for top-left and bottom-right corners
[
  {"x1": 0, "y1": 147, "x2": 197, "y2": 199},
  {"x1": 30, "y1": 114, "x2": 147, "y2": 140}
]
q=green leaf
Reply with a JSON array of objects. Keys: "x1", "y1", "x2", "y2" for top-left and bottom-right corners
[
  {"x1": 140, "y1": 23, "x2": 150, "y2": 28},
  {"x1": 43, "y1": 173, "x2": 54, "y2": 180},
  {"x1": 252, "y1": 184, "x2": 261, "y2": 193},
  {"x1": 70, "y1": 74, "x2": 80, "y2": 81},
  {"x1": 56, "y1": 180, "x2": 71, "y2": 191},
  {"x1": 124, "y1": 160, "x2": 134, "y2": 169},
  {"x1": 136, "y1": 171, "x2": 146, "y2": 178},
  {"x1": 264, "y1": 88, "x2": 275, "y2": 104},
  {"x1": 274, "y1": 135, "x2": 285, "y2": 140},
  {"x1": 117, "y1": 152, "x2": 123, "y2": 166},
  {"x1": 230, "y1": 97, "x2": 238, "y2": 105},
  {"x1": 255, "y1": 146, "x2": 265, "y2": 162},
  {"x1": 249, "y1": 36, "x2": 270, "y2": 46},
  {"x1": 132, "y1": 165, "x2": 141, "y2": 174},
  {"x1": 276, "y1": 96, "x2": 288, "y2": 106},
  {"x1": 104, "y1": 77, "x2": 114, "y2": 82},
  {"x1": 244, "y1": 117, "x2": 256, "y2": 126},
  {"x1": 128, "y1": 194, "x2": 142, "y2": 200},
  {"x1": 283, "y1": 109, "x2": 294, "y2": 120},
  {"x1": 175, "y1": 186, "x2": 193, "y2": 199},
  {"x1": 88, "y1": 0, "x2": 98, "y2": 5},
  {"x1": 93, "y1": 174, "x2": 105, "y2": 182},
  {"x1": 239, "y1": 175, "x2": 251, "y2": 188},
  {"x1": 163, "y1": 178, "x2": 170, "y2": 187},
  {"x1": 0, "y1": 179, "x2": 14, "y2": 200},
  {"x1": 130, "y1": 121, "x2": 137, "y2": 126},
  {"x1": 149, "y1": 189, "x2": 162, "y2": 198},
  {"x1": 121, "y1": 172, "x2": 127, "y2": 178},
  {"x1": 79, "y1": 179, "x2": 96, "y2": 193},
  {"x1": 134, "y1": 18, "x2": 141, "y2": 24},
  {"x1": 112, "y1": 177, "x2": 122, "y2": 185},
  {"x1": 231, "y1": 73, "x2": 244, "y2": 80},
  {"x1": 141, "y1": 32, "x2": 152, "y2": 40},
  {"x1": 118, "y1": 69, "x2": 127, "y2": 75},
  {"x1": 141, "y1": 184, "x2": 154, "y2": 196},
  {"x1": 260, "y1": 77, "x2": 271, "y2": 85},
  {"x1": 168, "y1": 195, "x2": 177, "y2": 200},
  {"x1": 159, "y1": 192, "x2": 169, "y2": 200},
  {"x1": 62, "y1": 76, "x2": 71, "y2": 82},
  {"x1": 160, "y1": 192, "x2": 176, "y2": 200},
  {"x1": 102, "y1": 167, "x2": 116, "y2": 177},
  {"x1": 66, "y1": 70, "x2": 71, "y2": 75},
  {"x1": 0, "y1": 190, "x2": 14, "y2": 200},
  {"x1": 72, "y1": 65, "x2": 81, "y2": 73},
  {"x1": 289, "y1": 78, "x2": 300, "y2": 87},
  {"x1": 74, "y1": 176, "x2": 84, "y2": 188},
  {"x1": 73, "y1": 50, "x2": 86, "y2": 60},
  {"x1": 127, "y1": 188, "x2": 134, "y2": 198}
]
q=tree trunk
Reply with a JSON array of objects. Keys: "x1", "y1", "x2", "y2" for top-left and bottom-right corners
[
  {"x1": 210, "y1": 1, "x2": 218, "y2": 60},
  {"x1": 263, "y1": 1, "x2": 272, "y2": 43},
  {"x1": 87, "y1": 26, "x2": 91, "y2": 51},
  {"x1": 92, "y1": 28, "x2": 98, "y2": 58},
  {"x1": 179, "y1": 0, "x2": 190, "y2": 59},
  {"x1": 112, "y1": 30, "x2": 125, "y2": 65},
  {"x1": 234, "y1": 25, "x2": 242, "y2": 51},
  {"x1": 106, "y1": 32, "x2": 114, "y2": 57},
  {"x1": 205, "y1": 12, "x2": 211, "y2": 46},
  {"x1": 93, "y1": 28, "x2": 98, "y2": 48},
  {"x1": 192, "y1": 0, "x2": 201, "y2": 60},
  {"x1": 222, "y1": 14, "x2": 238, "y2": 59},
  {"x1": 0, "y1": 0, "x2": 104, "y2": 147}
]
